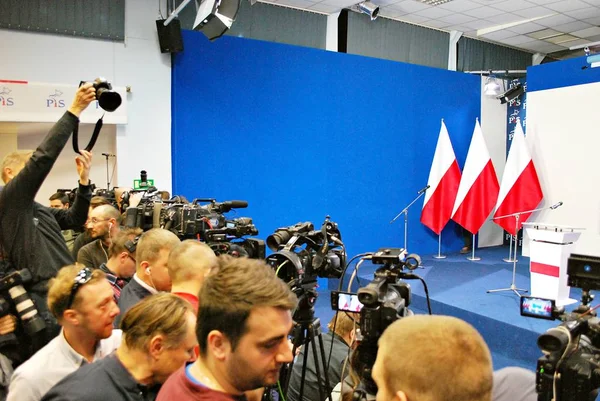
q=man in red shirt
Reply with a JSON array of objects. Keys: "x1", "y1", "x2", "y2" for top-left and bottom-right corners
[
  {"x1": 157, "y1": 255, "x2": 297, "y2": 401},
  {"x1": 168, "y1": 240, "x2": 217, "y2": 311}
]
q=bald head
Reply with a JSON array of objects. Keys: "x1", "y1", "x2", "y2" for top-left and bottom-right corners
[
  {"x1": 168, "y1": 240, "x2": 217, "y2": 284},
  {"x1": 373, "y1": 315, "x2": 492, "y2": 401},
  {"x1": 91, "y1": 205, "x2": 121, "y2": 221}
]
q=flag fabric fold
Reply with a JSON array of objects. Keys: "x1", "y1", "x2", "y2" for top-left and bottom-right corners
[
  {"x1": 421, "y1": 120, "x2": 461, "y2": 235},
  {"x1": 493, "y1": 122, "x2": 543, "y2": 236},
  {"x1": 452, "y1": 120, "x2": 500, "y2": 234}
]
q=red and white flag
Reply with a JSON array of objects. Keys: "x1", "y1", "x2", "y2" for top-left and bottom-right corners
[
  {"x1": 421, "y1": 120, "x2": 461, "y2": 235},
  {"x1": 452, "y1": 120, "x2": 499, "y2": 234},
  {"x1": 493, "y1": 122, "x2": 543, "y2": 235}
]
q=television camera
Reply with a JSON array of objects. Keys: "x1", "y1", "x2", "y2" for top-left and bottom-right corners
[
  {"x1": 335, "y1": 248, "x2": 422, "y2": 399},
  {"x1": 124, "y1": 193, "x2": 265, "y2": 259},
  {"x1": 521, "y1": 253, "x2": 600, "y2": 401}
]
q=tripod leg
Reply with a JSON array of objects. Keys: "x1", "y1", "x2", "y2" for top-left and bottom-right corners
[{"x1": 315, "y1": 333, "x2": 334, "y2": 401}]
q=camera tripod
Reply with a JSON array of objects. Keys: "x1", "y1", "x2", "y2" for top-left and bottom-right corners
[{"x1": 280, "y1": 287, "x2": 333, "y2": 401}]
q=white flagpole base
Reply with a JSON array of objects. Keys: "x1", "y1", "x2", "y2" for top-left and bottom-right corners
[
  {"x1": 433, "y1": 255, "x2": 447, "y2": 259},
  {"x1": 467, "y1": 234, "x2": 480, "y2": 260},
  {"x1": 433, "y1": 233, "x2": 446, "y2": 258}
]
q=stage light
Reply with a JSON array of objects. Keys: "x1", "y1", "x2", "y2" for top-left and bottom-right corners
[
  {"x1": 357, "y1": 1, "x2": 379, "y2": 20},
  {"x1": 193, "y1": 0, "x2": 241, "y2": 41},
  {"x1": 497, "y1": 83, "x2": 524, "y2": 104},
  {"x1": 484, "y1": 76, "x2": 502, "y2": 97}
]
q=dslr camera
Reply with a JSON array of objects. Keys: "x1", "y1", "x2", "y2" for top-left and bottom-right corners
[
  {"x1": 80, "y1": 78, "x2": 122, "y2": 112},
  {"x1": 521, "y1": 253, "x2": 600, "y2": 401}
]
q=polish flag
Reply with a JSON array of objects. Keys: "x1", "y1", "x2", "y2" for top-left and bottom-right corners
[
  {"x1": 421, "y1": 120, "x2": 461, "y2": 235},
  {"x1": 452, "y1": 120, "x2": 499, "y2": 234},
  {"x1": 493, "y1": 122, "x2": 543, "y2": 235}
]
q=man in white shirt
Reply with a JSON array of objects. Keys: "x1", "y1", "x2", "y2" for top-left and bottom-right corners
[{"x1": 7, "y1": 264, "x2": 121, "y2": 401}]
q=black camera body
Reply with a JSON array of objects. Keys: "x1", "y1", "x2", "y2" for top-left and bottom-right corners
[
  {"x1": 524, "y1": 253, "x2": 600, "y2": 401},
  {"x1": 124, "y1": 194, "x2": 265, "y2": 259},
  {"x1": 265, "y1": 216, "x2": 346, "y2": 286}
]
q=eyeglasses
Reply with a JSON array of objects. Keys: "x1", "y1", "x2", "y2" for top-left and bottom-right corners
[
  {"x1": 87, "y1": 218, "x2": 110, "y2": 225},
  {"x1": 66, "y1": 267, "x2": 93, "y2": 309},
  {"x1": 127, "y1": 254, "x2": 136, "y2": 264}
]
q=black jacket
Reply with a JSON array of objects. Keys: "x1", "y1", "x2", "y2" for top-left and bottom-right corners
[{"x1": 0, "y1": 111, "x2": 91, "y2": 352}]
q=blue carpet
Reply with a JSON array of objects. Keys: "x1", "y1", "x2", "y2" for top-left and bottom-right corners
[{"x1": 313, "y1": 245, "x2": 590, "y2": 371}]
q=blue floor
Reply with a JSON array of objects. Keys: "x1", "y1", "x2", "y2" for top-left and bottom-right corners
[{"x1": 312, "y1": 245, "x2": 589, "y2": 371}]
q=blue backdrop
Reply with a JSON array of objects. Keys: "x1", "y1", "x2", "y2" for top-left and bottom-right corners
[
  {"x1": 172, "y1": 30, "x2": 480, "y2": 260},
  {"x1": 528, "y1": 55, "x2": 600, "y2": 92}
]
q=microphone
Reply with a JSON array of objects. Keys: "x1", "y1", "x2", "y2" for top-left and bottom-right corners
[
  {"x1": 223, "y1": 200, "x2": 248, "y2": 209},
  {"x1": 550, "y1": 201, "x2": 563, "y2": 210},
  {"x1": 102, "y1": 153, "x2": 116, "y2": 157},
  {"x1": 417, "y1": 185, "x2": 430, "y2": 195}
]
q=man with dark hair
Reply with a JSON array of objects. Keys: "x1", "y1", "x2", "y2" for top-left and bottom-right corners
[
  {"x1": 0, "y1": 84, "x2": 96, "y2": 356},
  {"x1": 157, "y1": 255, "x2": 297, "y2": 400},
  {"x1": 41, "y1": 293, "x2": 197, "y2": 401},
  {"x1": 49, "y1": 192, "x2": 70, "y2": 209},
  {"x1": 98, "y1": 227, "x2": 143, "y2": 302},
  {"x1": 77, "y1": 204, "x2": 121, "y2": 269},
  {"x1": 8, "y1": 264, "x2": 121, "y2": 401}
]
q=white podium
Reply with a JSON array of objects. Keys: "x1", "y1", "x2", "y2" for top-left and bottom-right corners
[{"x1": 523, "y1": 223, "x2": 584, "y2": 306}]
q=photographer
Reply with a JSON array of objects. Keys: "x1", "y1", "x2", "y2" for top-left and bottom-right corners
[{"x1": 0, "y1": 84, "x2": 96, "y2": 359}]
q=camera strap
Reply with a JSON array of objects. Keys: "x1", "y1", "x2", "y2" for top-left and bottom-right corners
[{"x1": 72, "y1": 115, "x2": 104, "y2": 154}]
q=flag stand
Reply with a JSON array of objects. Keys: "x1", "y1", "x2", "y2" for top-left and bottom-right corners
[
  {"x1": 487, "y1": 204, "x2": 558, "y2": 297},
  {"x1": 503, "y1": 235, "x2": 517, "y2": 262},
  {"x1": 466, "y1": 234, "x2": 480, "y2": 261},
  {"x1": 433, "y1": 233, "x2": 446, "y2": 259}
]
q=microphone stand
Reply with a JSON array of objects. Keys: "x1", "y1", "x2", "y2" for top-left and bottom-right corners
[
  {"x1": 390, "y1": 190, "x2": 427, "y2": 252},
  {"x1": 103, "y1": 153, "x2": 116, "y2": 190},
  {"x1": 487, "y1": 204, "x2": 554, "y2": 297}
]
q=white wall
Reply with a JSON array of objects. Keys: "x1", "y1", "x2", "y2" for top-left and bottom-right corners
[
  {"x1": 0, "y1": 0, "x2": 172, "y2": 198},
  {"x1": 14, "y1": 124, "x2": 117, "y2": 205},
  {"x1": 479, "y1": 76, "x2": 507, "y2": 248},
  {"x1": 525, "y1": 82, "x2": 600, "y2": 257}
]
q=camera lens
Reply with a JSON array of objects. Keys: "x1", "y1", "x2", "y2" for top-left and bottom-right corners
[
  {"x1": 97, "y1": 90, "x2": 122, "y2": 112},
  {"x1": 266, "y1": 230, "x2": 291, "y2": 251}
]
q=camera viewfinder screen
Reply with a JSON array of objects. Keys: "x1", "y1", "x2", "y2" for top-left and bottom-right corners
[
  {"x1": 338, "y1": 293, "x2": 364, "y2": 312},
  {"x1": 520, "y1": 296, "x2": 555, "y2": 320}
]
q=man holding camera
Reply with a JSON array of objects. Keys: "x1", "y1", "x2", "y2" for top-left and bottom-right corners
[
  {"x1": 0, "y1": 84, "x2": 96, "y2": 358},
  {"x1": 371, "y1": 315, "x2": 493, "y2": 401}
]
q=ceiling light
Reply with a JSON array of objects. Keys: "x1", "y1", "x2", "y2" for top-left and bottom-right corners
[
  {"x1": 416, "y1": 0, "x2": 455, "y2": 5},
  {"x1": 546, "y1": 34, "x2": 580, "y2": 44},
  {"x1": 484, "y1": 76, "x2": 502, "y2": 97},
  {"x1": 356, "y1": 1, "x2": 379, "y2": 20}
]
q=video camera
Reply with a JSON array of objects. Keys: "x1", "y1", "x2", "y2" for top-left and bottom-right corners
[
  {"x1": 124, "y1": 195, "x2": 265, "y2": 259},
  {"x1": 521, "y1": 253, "x2": 600, "y2": 401},
  {"x1": 331, "y1": 248, "x2": 421, "y2": 399}
]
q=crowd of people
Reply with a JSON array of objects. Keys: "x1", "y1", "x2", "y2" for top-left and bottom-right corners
[{"x1": 0, "y1": 85, "x2": 537, "y2": 401}]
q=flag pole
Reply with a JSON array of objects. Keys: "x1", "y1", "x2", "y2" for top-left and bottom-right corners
[
  {"x1": 433, "y1": 233, "x2": 446, "y2": 259},
  {"x1": 466, "y1": 234, "x2": 480, "y2": 261}
]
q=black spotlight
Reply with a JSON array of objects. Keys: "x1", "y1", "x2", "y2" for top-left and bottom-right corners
[
  {"x1": 497, "y1": 83, "x2": 524, "y2": 104},
  {"x1": 193, "y1": 0, "x2": 241, "y2": 41}
]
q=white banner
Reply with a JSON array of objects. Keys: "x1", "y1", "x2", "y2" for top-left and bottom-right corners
[{"x1": 0, "y1": 80, "x2": 127, "y2": 124}]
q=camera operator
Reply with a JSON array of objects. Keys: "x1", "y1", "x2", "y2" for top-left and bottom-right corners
[
  {"x1": 70, "y1": 196, "x2": 113, "y2": 260},
  {"x1": 371, "y1": 315, "x2": 492, "y2": 401},
  {"x1": 0, "y1": 84, "x2": 96, "y2": 358},
  {"x1": 288, "y1": 312, "x2": 358, "y2": 401}
]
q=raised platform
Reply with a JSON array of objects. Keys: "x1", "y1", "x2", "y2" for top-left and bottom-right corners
[{"x1": 315, "y1": 245, "x2": 587, "y2": 371}]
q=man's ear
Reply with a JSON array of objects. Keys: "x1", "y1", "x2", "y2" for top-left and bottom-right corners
[
  {"x1": 207, "y1": 330, "x2": 230, "y2": 361},
  {"x1": 149, "y1": 334, "x2": 165, "y2": 360},
  {"x1": 394, "y1": 390, "x2": 408, "y2": 401},
  {"x1": 62, "y1": 309, "x2": 80, "y2": 327}
]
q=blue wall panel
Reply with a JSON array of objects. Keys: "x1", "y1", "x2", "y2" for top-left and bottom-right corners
[
  {"x1": 172, "y1": 30, "x2": 480, "y2": 260},
  {"x1": 528, "y1": 56, "x2": 600, "y2": 92}
]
